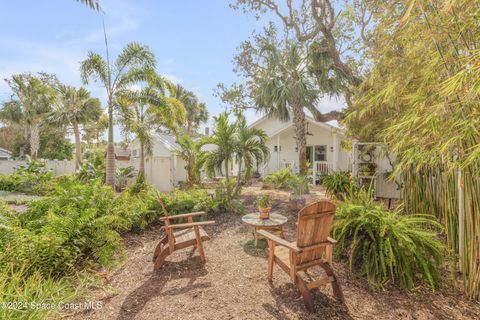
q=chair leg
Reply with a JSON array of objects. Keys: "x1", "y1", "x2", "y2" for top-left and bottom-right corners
[
  {"x1": 152, "y1": 236, "x2": 168, "y2": 262},
  {"x1": 153, "y1": 246, "x2": 170, "y2": 271},
  {"x1": 319, "y1": 262, "x2": 345, "y2": 302},
  {"x1": 193, "y1": 226, "x2": 206, "y2": 263},
  {"x1": 297, "y1": 276, "x2": 314, "y2": 312},
  {"x1": 267, "y1": 240, "x2": 275, "y2": 281}
]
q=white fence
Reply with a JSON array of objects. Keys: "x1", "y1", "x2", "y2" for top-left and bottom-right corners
[{"x1": 0, "y1": 159, "x2": 76, "y2": 176}]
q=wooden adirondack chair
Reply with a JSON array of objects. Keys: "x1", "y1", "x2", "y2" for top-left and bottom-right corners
[
  {"x1": 257, "y1": 200, "x2": 344, "y2": 311},
  {"x1": 152, "y1": 192, "x2": 215, "y2": 271}
]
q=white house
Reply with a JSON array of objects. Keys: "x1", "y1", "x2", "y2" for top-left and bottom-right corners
[
  {"x1": 129, "y1": 133, "x2": 188, "y2": 191},
  {"x1": 0, "y1": 148, "x2": 12, "y2": 160},
  {"x1": 249, "y1": 115, "x2": 351, "y2": 180}
]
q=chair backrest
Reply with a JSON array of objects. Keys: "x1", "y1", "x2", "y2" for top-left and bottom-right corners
[
  {"x1": 295, "y1": 200, "x2": 336, "y2": 265},
  {"x1": 155, "y1": 190, "x2": 170, "y2": 221}
]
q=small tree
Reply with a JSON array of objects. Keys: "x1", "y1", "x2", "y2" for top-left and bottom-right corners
[
  {"x1": 200, "y1": 112, "x2": 237, "y2": 198},
  {"x1": 174, "y1": 134, "x2": 205, "y2": 188},
  {"x1": 200, "y1": 112, "x2": 269, "y2": 198},
  {"x1": 233, "y1": 113, "x2": 269, "y2": 193}
]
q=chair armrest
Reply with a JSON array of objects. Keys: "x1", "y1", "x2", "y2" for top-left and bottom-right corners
[
  {"x1": 160, "y1": 211, "x2": 206, "y2": 221},
  {"x1": 166, "y1": 221, "x2": 215, "y2": 229},
  {"x1": 257, "y1": 230, "x2": 302, "y2": 253}
]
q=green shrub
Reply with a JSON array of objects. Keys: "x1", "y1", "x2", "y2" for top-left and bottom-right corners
[
  {"x1": 76, "y1": 150, "x2": 106, "y2": 183},
  {"x1": 332, "y1": 190, "x2": 445, "y2": 290},
  {"x1": 287, "y1": 174, "x2": 309, "y2": 195},
  {"x1": 321, "y1": 171, "x2": 355, "y2": 199},
  {"x1": 0, "y1": 160, "x2": 53, "y2": 195},
  {"x1": 264, "y1": 167, "x2": 294, "y2": 189}
]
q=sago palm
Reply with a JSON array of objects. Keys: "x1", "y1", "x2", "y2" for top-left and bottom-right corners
[
  {"x1": 49, "y1": 85, "x2": 102, "y2": 169},
  {"x1": 80, "y1": 42, "x2": 156, "y2": 187}
]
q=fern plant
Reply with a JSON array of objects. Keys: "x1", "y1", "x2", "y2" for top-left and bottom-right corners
[
  {"x1": 264, "y1": 167, "x2": 294, "y2": 189},
  {"x1": 321, "y1": 171, "x2": 355, "y2": 200},
  {"x1": 333, "y1": 191, "x2": 445, "y2": 290}
]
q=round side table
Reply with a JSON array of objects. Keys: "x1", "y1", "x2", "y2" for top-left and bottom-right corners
[{"x1": 242, "y1": 212, "x2": 288, "y2": 247}]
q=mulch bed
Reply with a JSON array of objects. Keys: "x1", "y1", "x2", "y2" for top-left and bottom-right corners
[{"x1": 70, "y1": 185, "x2": 480, "y2": 320}]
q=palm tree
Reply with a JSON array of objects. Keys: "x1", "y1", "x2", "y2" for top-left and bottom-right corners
[
  {"x1": 49, "y1": 85, "x2": 102, "y2": 169},
  {"x1": 76, "y1": 0, "x2": 100, "y2": 11},
  {"x1": 118, "y1": 77, "x2": 185, "y2": 176},
  {"x1": 80, "y1": 42, "x2": 156, "y2": 187},
  {"x1": 0, "y1": 73, "x2": 56, "y2": 160},
  {"x1": 253, "y1": 42, "x2": 320, "y2": 176},
  {"x1": 233, "y1": 113, "x2": 269, "y2": 193},
  {"x1": 173, "y1": 84, "x2": 209, "y2": 134},
  {"x1": 174, "y1": 134, "x2": 205, "y2": 187},
  {"x1": 83, "y1": 113, "x2": 108, "y2": 147},
  {"x1": 200, "y1": 112, "x2": 237, "y2": 197}
]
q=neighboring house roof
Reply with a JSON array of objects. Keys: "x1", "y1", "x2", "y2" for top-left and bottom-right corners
[
  {"x1": 155, "y1": 133, "x2": 179, "y2": 151},
  {"x1": 250, "y1": 114, "x2": 345, "y2": 137},
  {"x1": 111, "y1": 147, "x2": 131, "y2": 160}
]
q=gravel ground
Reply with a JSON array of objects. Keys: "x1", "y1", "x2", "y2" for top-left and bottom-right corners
[{"x1": 70, "y1": 185, "x2": 480, "y2": 320}]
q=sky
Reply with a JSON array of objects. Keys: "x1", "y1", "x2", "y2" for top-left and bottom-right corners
[{"x1": 0, "y1": 0, "x2": 344, "y2": 139}]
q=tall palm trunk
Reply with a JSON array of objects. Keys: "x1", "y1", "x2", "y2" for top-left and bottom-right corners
[
  {"x1": 72, "y1": 120, "x2": 82, "y2": 169},
  {"x1": 235, "y1": 160, "x2": 243, "y2": 194},
  {"x1": 292, "y1": 104, "x2": 308, "y2": 175},
  {"x1": 105, "y1": 102, "x2": 115, "y2": 187},
  {"x1": 224, "y1": 157, "x2": 231, "y2": 199},
  {"x1": 29, "y1": 122, "x2": 40, "y2": 160},
  {"x1": 139, "y1": 141, "x2": 145, "y2": 175},
  {"x1": 188, "y1": 155, "x2": 196, "y2": 187},
  {"x1": 186, "y1": 118, "x2": 192, "y2": 134}
]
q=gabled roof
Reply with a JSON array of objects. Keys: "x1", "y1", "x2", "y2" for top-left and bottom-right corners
[{"x1": 249, "y1": 114, "x2": 344, "y2": 137}]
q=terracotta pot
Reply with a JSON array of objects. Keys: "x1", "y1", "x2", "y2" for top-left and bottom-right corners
[{"x1": 259, "y1": 207, "x2": 271, "y2": 219}]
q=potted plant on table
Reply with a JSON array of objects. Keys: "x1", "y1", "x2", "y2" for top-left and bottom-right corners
[{"x1": 255, "y1": 195, "x2": 272, "y2": 219}]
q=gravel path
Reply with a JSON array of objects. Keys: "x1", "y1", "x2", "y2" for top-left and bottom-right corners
[{"x1": 71, "y1": 186, "x2": 480, "y2": 320}]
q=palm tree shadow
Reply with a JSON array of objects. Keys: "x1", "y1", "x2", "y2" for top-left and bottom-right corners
[{"x1": 117, "y1": 256, "x2": 210, "y2": 320}]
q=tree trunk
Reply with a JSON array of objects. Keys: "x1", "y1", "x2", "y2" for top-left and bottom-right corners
[
  {"x1": 72, "y1": 120, "x2": 82, "y2": 169},
  {"x1": 292, "y1": 104, "x2": 308, "y2": 175},
  {"x1": 139, "y1": 141, "x2": 145, "y2": 176},
  {"x1": 187, "y1": 118, "x2": 192, "y2": 135},
  {"x1": 30, "y1": 122, "x2": 40, "y2": 160},
  {"x1": 105, "y1": 101, "x2": 115, "y2": 188},
  {"x1": 234, "y1": 160, "x2": 243, "y2": 194},
  {"x1": 188, "y1": 155, "x2": 196, "y2": 187},
  {"x1": 224, "y1": 158, "x2": 230, "y2": 198}
]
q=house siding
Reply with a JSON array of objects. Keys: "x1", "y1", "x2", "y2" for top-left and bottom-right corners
[{"x1": 251, "y1": 117, "x2": 351, "y2": 175}]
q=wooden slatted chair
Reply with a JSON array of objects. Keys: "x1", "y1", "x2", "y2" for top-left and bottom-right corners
[
  {"x1": 152, "y1": 191, "x2": 215, "y2": 271},
  {"x1": 257, "y1": 200, "x2": 344, "y2": 311}
]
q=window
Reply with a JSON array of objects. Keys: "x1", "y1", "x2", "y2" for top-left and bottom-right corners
[{"x1": 314, "y1": 145, "x2": 327, "y2": 161}]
